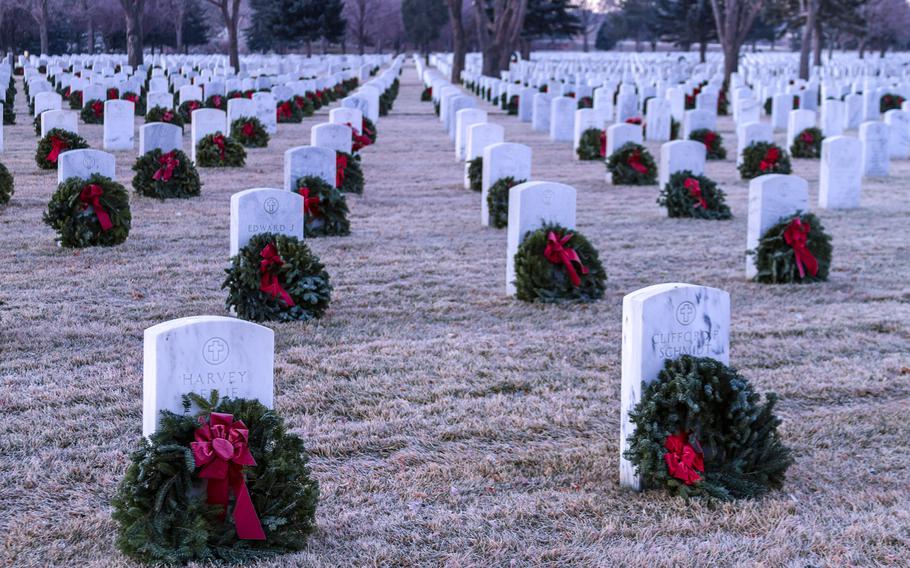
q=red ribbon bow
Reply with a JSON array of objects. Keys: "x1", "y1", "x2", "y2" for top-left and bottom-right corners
[
  {"x1": 190, "y1": 412, "x2": 265, "y2": 540},
  {"x1": 759, "y1": 147, "x2": 780, "y2": 172},
  {"x1": 800, "y1": 131, "x2": 814, "y2": 144},
  {"x1": 124, "y1": 93, "x2": 137, "y2": 103},
  {"x1": 47, "y1": 135, "x2": 68, "y2": 164},
  {"x1": 335, "y1": 154, "x2": 348, "y2": 188},
  {"x1": 107, "y1": 88, "x2": 118, "y2": 100},
  {"x1": 347, "y1": 122, "x2": 371, "y2": 152},
  {"x1": 189, "y1": 101, "x2": 200, "y2": 111},
  {"x1": 684, "y1": 177, "x2": 706, "y2": 209},
  {"x1": 92, "y1": 100, "x2": 103, "y2": 117},
  {"x1": 362, "y1": 119, "x2": 374, "y2": 138},
  {"x1": 212, "y1": 95, "x2": 222, "y2": 108},
  {"x1": 241, "y1": 122, "x2": 255, "y2": 138},
  {"x1": 543, "y1": 231, "x2": 589, "y2": 287},
  {"x1": 625, "y1": 117, "x2": 642, "y2": 125},
  {"x1": 599, "y1": 131, "x2": 606, "y2": 158},
  {"x1": 212, "y1": 134, "x2": 226, "y2": 160},
  {"x1": 783, "y1": 217, "x2": 818, "y2": 279},
  {"x1": 162, "y1": 110, "x2": 175, "y2": 123},
  {"x1": 627, "y1": 150, "x2": 648, "y2": 174},
  {"x1": 78, "y1": 184, "x2": 113, "y2": 232},
  {"x1": 277, "y1": 101, "x2": 292, "y2": 119},
  {"x1": 703, "y1": 131, "x2": 717, "y2": 150},
  {"x1": 259, "y1": 243, "x2": 295, "y2": 306},
  {"x1": 298, "y1": 187, "x2": 320, "y2": 217},
  {"x1": 663, "y1": 431, "x2": 704, "y2": 486},
  {"x1": 153, "y1": 151, "x2": 180, "y2": 182}
]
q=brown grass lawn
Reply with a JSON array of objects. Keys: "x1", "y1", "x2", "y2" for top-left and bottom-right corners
[{"x1": 1, "y1": 62, "x2": 909, "y2": 568}]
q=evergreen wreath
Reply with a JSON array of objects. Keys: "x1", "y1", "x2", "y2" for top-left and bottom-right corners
[
  {"x1": 657, "y1": 171, "x2": 732, "y2": 220},
  {"x1": 487, "y1": 176, "x2": 525, "y2": 229},
  {"x1": 790, "y1": 127, "x2": 823, "y2": 159},
  {"x1": 68, "y1": 90, "x2": 83, "y2": 109},
  {"x1": 420, "y1": 86, "x2": 432, "y2": 101},
  {"x1": 625, "y1": 355, "x2": 792, "y2": 500},
  {"x1": 121, "y1": 91, "x2": 145, "y2": 115},
  {"x1": 879, "y1": 93, "x2": 905, "y2": 113},
  {"x1": 688, "y1": 128, "x2": 726, "y2": 160},
  {"x1": 205, "y1": 94, "x2": 226, "y2": 111},
  {"x1": 577, "y1": 96, "x2": 593, "y2": 109},
  {"x1": 111, "y1": 391, "x2": 320, "y2": 565},
  {"x1": 196, "y1": 133, "x2": 247, "y2": 168},
  {"x1": 507, "y1": 95, "x2": 519, "y2": 115},
  {"x1": 227, "y1": 89, "x2": 244, "y2": 100},
  {"x1": 3, "y1": 101, "x2": 13, "y2": 125},
  {"x1": 670, "y1": 117, "x2": 680, "y2": 140},
  {"x1": 607, "y1": 142, "x2": 657, "y2": 185},
  {"x1": 576, "y1": 127, "x2": 605, "y2": 161},
  {"x1": 36, "y1": 128, "x2": 90, "y2": 170},
  {"x1": 80, "y1": 98, "x2": 105, "y2": 124},
  {"x1": 231, "y1": 117, "x2": 270, "y2": 148},
  {"x1": 43, "y1": 173, "x2": 131, "y2": 247},
  {"x1": 336, "y1": 152, "x2": 364, "y2": 194},
  {"x1": 717, "y1": 89, "x2": 729, "y2": 115},
  {"x1": 32, "y1": 114, "x2": 41, "y2": 136},
  {"x1": 749, "y1": 211, "x2": 832, "y2": 284},
  {"x1": 132, "y1": 149, "x2": 202, "y2": 199},
  {"x1": 738, "y1": 142, "x2": 792, "y2": 179},
  {"x1": 224, "y1": 233, "x2": 333, "y2": 322},
  {"x1": 513, "y1": 223, "x2": 607, "y2": 303},
  {"x1": 293, "y1": 95, "x2": 315, "y2": 117},
  {"x1": 178, "y1": 99, "x2": 203, "y2": 122},
  {"x1": 146, "y1": 105, "x2": 185, "y2": 130},
  {"x1": 106, "y1": 87, "x2": 120, "y2": 100},
  {"x1": 0, "y1": 162, "x2": 13, "y2": 205},
  {"x1": 362, "y1": 117, "x2": 377, "y2": 144},
  {"x1": 467, "y1": 157, "x2": 483, "y2": 192},
  {"x1": 276, "y1": 99, "x2": 303, "y2": 123},
  {"x1": 306, "y1": 91, "x2": 322, "y2": 110},
  {"x1": 296, "y1": 175, "x2": 351, "y2": 237}
]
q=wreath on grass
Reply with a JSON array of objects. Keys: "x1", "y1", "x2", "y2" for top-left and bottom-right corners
[
  {"x1": 790, "y1": 127, "x2": 823, "y2": 159},
  {"x1": 227, "y1": 90, "x2": 244, "y2": 100},
  {"x1": 205, "y1": 94, "x2": 226, "y2": 110},
  {"x1": 467, "y1": 157, "x2": 483, "y2": 192},
  {"x1": 487, "y1": 176, "x2": 525, "y2": 229},
  {"x1": 336, "y1": 152, "x2": 364, "y2": 194},
  {"x1": 625, "y1": 355, "x2": 792, "y2": 500},
  {"x1": 577, "y1": 127, "x2": 605, "y2": 161},
  {"x1": 3, "y1": 100, "x2": 14, "y2": 125},
  {"x1": 231, "y1": 117, "x2": 270, "y2": 148},
  {"x1": 670, "y1": 117, "x2": 680, "y2": 140},
  {"x1": 749, "y1": 212, "x2": 832, "y2": 284},
  {"x1": 607, "y1": 143, "x2": 657, "y2": 185},
  {"x1": 80, "y1": 99, "x2": 104, "y2": 124},
  {"x1": 513, "y1": 223, "x2": 607, "y2": 303},
  {"x1": 379, "y1": 92, "x2": 393, "y2": 116},
  {"x1": 132, "y1": 149, "x2": 202, "y2": 199},
  {"x1": 764, "y1": 96, "x2": 799, "y2": 115},
  {"x1": 36, "y1": 128, "x2": 90, "y2": 169},
  {"x1": 178, "y1": 99, "x2": 203, "y2": 122},
  {"x1": 738, "y1": 142, "x2": 792, "y2": 179},
  {"x1": 224, "y1": 233, "x2": 332, "y2": 322},
  {"x1": 296, "y1": 175, "x2": 351, "y2": 237},
  {"x1": 293, "y1": 95, "x2": 315, "y2": 117},
  {"x1": 657, "y1": 171, "x2": 732, "y2": 220},
  {"x1": 32, "y1": 114, "x2": 41, "y2": 136},
  {"x1": 277, "y1": 100, "x2": 303, "y2": 123},
  {"x1": 146, "y1": 105, "x2": 185, "y2": 130},
  {"x1": 306, "y1": 91, "x2": 323, "y2": 110},
  {"x1": 196, "y1": 133, "x2": 246, "y2": 168},
  {"x1": 577, "y1": 96, "x2": 593, "y2": 109},
  {"x1": 507, "y1": 95, "x2": 519, "y2": 115},
  {"x1": 106, "y1": 88, "x2": 119, "y2": 100},
  {"x1": 43, "y1": 173, "x2": 131, "y2": 247},
  {"x1": 111, "y1": 391, "x2": 320, "y2": 565},
  {"x1": 68, "y1": 90, "x2": 83, "y2": 110},
  {"x1": 880, "y1": 93, "x2": 905, "y2": 113},
  {"x1": 0, "y1": 162, "x2": 13, "y2": 205},
  {"x1": 420, "y1": 86, "x2": 432, "y2": 101},
  {"x1": 689, "y1": 128, "x2": 726, "y2": 160}
]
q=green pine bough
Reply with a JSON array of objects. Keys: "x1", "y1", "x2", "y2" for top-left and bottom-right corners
[
  {"x1": 35, "y1": 128, "x2": 90, "y2": 170},
  {"x1": 338, "y1": 152, "x2": 364, "y2": 194},
  {"x1": 625, "y1": 355, "x2": 793, "y2": 500},
  {"x1": 688, "y1": 128, "x2": 726, "y2": 160},
  {"x1": 230, "y1": 117, "x2": 270, "y2": 148},
  {"x1": 790, "y1": 127, "x2": 823, "y2": 159},
  {"x1": 657, "y1": 171, "x2": 732, "y2": 220},
  {"x1": 513, "y1": 223, "x2": 607, "y2": 303},
  {"x1": 132, "y1": 149, "x2": 202, "y2": 199},
  {"x1": 223, "y1": 233, "x2": 332, "y2": 322},
  {"x1": 362, "y1": 117, "x2": 378, "y2": 144},
  {"x1": 196, "y1": 134, "x2": 246, "y2": 168},
  {"x1": 178, "y1": 99, "x2": 203, "y2": 122},
  {"x1": 112, "y1": 392, "x2": 320, "y2": 565},
  {"x1": 749, "y1": 211, "x2": 832, "y2": 284},
  {"x1": 80, "y1": 99, "x2": 105, "y2": 124},
  {"x1": 606, "y1": 142, "x2": 657, "y2": 185},
  {"x1": 0, "y1": 162, "x2": 13, "y2": 205},
  {"x1": 576, "y1": 128, "x2": 603, "y2": 161},
  {"x1": 467, "y1": 157, "x2": 483, "y2": 192},
  {"x1": 296, "y1": 175, "x2": 351, "y2": 237},
  {"x1": 43, "y1": 174, "x2": 131, "y2": 247},
  {"x1": 487, "y1": 177, "x2": 525, "y2": 229},
  {"x1": 738, "y1": 142, "x2": 792, "y2": 180},
  {"x1": 145, "y1": 105, "x2": 185, "y2": 130}
]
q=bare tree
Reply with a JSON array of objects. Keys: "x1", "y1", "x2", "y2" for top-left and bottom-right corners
[
  {"x1": 171, "y1": 0, "x2": 187, "y2": 53},
  {"x1": 447, "y1": 0, "x2": 465, "y2": 83},
  {"x1": 348, "y1": 0, "x2": 377, "y2": 55},
  {"x1": 473, "y1": 0, "x2": 528, "y2": 76},
  {"x1": 204, "y1": 0, "x2": 241, "y2": 70},
  {"x1": 709, "y1": 0, "x2": 765, "y2": 85},
  {"x1": 797, "y1": 0, "x2": 820, "y2": 79},
  {"x1": 29, "y1": 0, "x2": 50, "y2": 54},
  {"x1": 118, "y1": 0, "x2": 144, "y2": 66}
]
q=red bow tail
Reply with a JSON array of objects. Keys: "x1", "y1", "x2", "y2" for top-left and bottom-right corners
[
  {"x1": 79, "y1": 184, "x2": 113, "y2": 232},
  {"x1": 599, "y1": 131, "x2": 606, "y2": 158},
  {"x1": 683, "y1": 178, "x2": 707, "y2": 209},
  {"x1": 259, "y1": 243, "x2": 295, "y2": 307},
  {"x1": 783, "y1": 218, "x2": 819, "y2": 278},
  {"x1": 213, "y1": 135, "x2": 226, "y2": 160},
  {"x1": 335, "y1": 154, "x2": 348, "y2": 188},
  {"x1": 47, "y1": 136, "x2": 67, "y2": 164},
  {"x1": 628, "y1": 151, "x2": 648, "y2": 174},
  {"x1": 153, "y1": 152, "x2": 180, "y2": 182},
  {"x1": 543, "y1": 231, "x2": 589, "y2": 287}
]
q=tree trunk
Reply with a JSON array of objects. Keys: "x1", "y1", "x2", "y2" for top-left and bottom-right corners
[
  {"x1": 858, "y1": 38, "x2": 866, "y2": 59},
  {"x1": 812, "y1": 12, "x2": 822, "y2": 67},
  {"x1": 798, "y1": 0, "x2": 818, "y2": 80},
  {"x1": 699, "y1": 39, "x2": 707, "y2": 63},
  {"x1": 473, "y1": 0, "x2": 528, "y2": 76},
  {"x1": 121, "y1": 0, "x2": 145, "y2": 67},
  {"x1": 447, "y1": 0, "x2": 465, "y2": 85},
  {"x1": 306, "y1": 41, "x2": 312, "y2": 57},
  {"x1": 175, "y1": 0, "x2": 185, "y2": 53},
  {"x1": 38, "y1": 0, "x2": 49, "y2": 54}
]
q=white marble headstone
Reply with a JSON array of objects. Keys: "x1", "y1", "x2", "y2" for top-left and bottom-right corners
[
  {"x1": 103, "y1": 99, "x2": 135, "y2": 151},
  {"x1": 311, "y1": 122, "x2": 353, "y2": 155},
  {"x1": 40, "y1": 110, "x2": 78, "y2": 137},
  {"x1": 746, "y1": 174, "x2": 809, "y2": 278},
  {"x1": 57, "y1": 149, "x2": 116, "y2": 183},
  {"x1": 284, "y1": 145, "x2": 336, "y2": 190},
  {"x1": 482, "y1": 142, "x2": 532, "y2": 227},
  {"x1": 190, "y1": 108, "x2": 226, "y2": 164},
  {"x1": 230, "y1": 187, "x2": 305, "y2": 255},
  {"x1": 549, "y1": 96, "x2": 576, "y2": 142},
  {"x1": 659, "y1": 140, "x2": 706, "y2": 188},
  {"x1": 819, "y1": 135, "x2": 862, "y2": 209},
  {"x1": 859, "y1": 121, "x2": 890, "y2": 177},
  {"x1": 139, "y1": 122, "x2": 183, "y2": 155}
]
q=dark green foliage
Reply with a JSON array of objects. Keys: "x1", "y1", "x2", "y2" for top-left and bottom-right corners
[
  {"x1": 595, "y1": 12, "x2": 624, "y2": 50},
  {"x1": 738, "y1": 142, "x2": 792, "y2": 180},
  {"x1": 33, "y1": 114, "x2": 41, "y2": 136},
  {"x1": 401, "y1": 0, "x2": 449, "y2": 54},
  {"x1": 467, "y1": 157, "x2": 483, "y2": 192},
  {"x1": 276, "y1": 99, "x2": 303, "y2": 123},
  {"x1": 146, "y1": 105, "x2": 185, "y2": 130},
  {"x1": 513, "y1": 223, "x2": 607, "y2": 304},
  {"x1": 112, "y1": 392, "x2": 320, "y2": 564},
  {"x1": 0, "y1": 162, "x2": 13, "y2": 205},
  {"x1": 626, "y1": 356, "x2": 793, "y2": 500},
  {"x1": 68, "y1": 90, "x2": 83, "y2": 110},
  {"x1": 790, "y1": 127, "x2": 823, "y2": 159},
  {"x1": 230, "y1": 117, "x2": 270, "y2": 148},
  {"x1": 577, "y1": 96, "x2": 593, "y2": 110},
  {"x1": 43, "y1": 174, "x2": 131, "y2": 247},
  {"x1": 750, "y1": 212, "x2": 832, "y2": 284},
  {"x1": 295, "y1": 175, "x2": 350, "y2": 237},
  {"x1": 657, "y1": 171, "x2": 732, "y2": 220},
  {"x1": 35, "y1": 128, "x2": 90, "y2": 170},
  {"x1": 421, "y1": 86, "x2": 432, "y2": 101},
  {"x1": 224, "y1": 233, "x2": 333, "y2": 322},
  {"x1": 205, "y1": 94, "x2": 227, "y2": 111},
  {"x1": 338, "y1": 152, "x2": 364, "y2": 195},
  {"x1": 178, "y1": 100, "x2": 203, "y2": 122},
  {"x1": 293, "y1": 95, "x2": 315, "y2": 117},
  {"x1": 576, "y1": 127, "x2": 604, "y2": 161},
  {"x1": 196, "y1": 134, "x2": 246, "y2": 168},
  {"x1": 670, "y1": 117, "x2": 680, "y2": 140},
  {"x1": 487, "y1": 177, "x2": 524, "y2": 229},
  {"x1": 880, "y1": 93, "x2": 905, "y2": 113},
  {"x1": 523, "y1": 0, "x2": 582, "y2": 41},
  {"x1": 688, "y1": 128, "x2": 726, "y2": 160},
  {"x1": 362, "y1": 117, "x2": 377, "y2": 144},
  {"x1": 122, "y1": 92, "x2": 145, "y2": 115},
  {"x1": 507, "y1": 95, "x2": 519, "y2": 115},
  {"x1": 132, "y1": 149, "x2": 202, "y2": 199},
  {"x1": 80, "y1": 99, "x2": 104, "y2": 124},
  {"x1": 607, "y1": 142, "x2": 657, "y2": 185}
]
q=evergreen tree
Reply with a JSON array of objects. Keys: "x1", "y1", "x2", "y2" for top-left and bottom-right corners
[
  {"x1": 653, "y1": 0, "x2": 716, "y2": 62},
  {"x1": 401, "y1": 0, "x2": 449, "y2": 57},
  {"x1": 245, "y1": 0, "x2": 276, "y2": 52},
  {"x1": 594, "y1": 11, "x2": 624, "y2": 51},
  {"x1": 320, "y1": 0, "x2": 347, "y2": 48},
  {"x1": 519, "y1": 0, "x2": 583, "y2": 57},
  {"x1": 182, "y1": 0, "x2": 211, "y2": 50}
]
